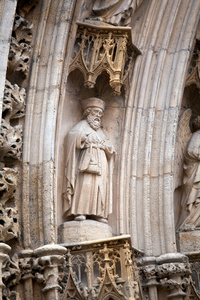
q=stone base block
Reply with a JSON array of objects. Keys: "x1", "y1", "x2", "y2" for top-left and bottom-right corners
[
  {"x1": 58, "y1": 220, "x2": 112, "y2": 244},
  {"x1": 177, "y1": 231, "x2": 200, "y2": 252}
]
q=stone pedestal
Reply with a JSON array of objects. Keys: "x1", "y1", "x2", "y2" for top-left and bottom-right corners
[
  {"x1": 58, "y1": 220, "x2": 112, "y2": 244},
  {"x1": 177, "y1": 231, "x2": 200, "y2": 252}
]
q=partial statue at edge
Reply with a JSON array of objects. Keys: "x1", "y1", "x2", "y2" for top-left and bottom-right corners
[
  {"x1": 63, "y1": 98, "x2": 115, "y2": 223},
  {"x1": 178, "y1": 116, "x2": 200, "y2": 231},
  {"x1": 87, "y1": 0, "x2": 144, "y2": 26}
]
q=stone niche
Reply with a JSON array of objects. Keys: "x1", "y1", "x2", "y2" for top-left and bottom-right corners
[
  {"x1": 57, "y1": 68, "x2": 125, "y2": 242},
  {"x1": 56, "y1": 3, "x2": 140, "y2": 245}
]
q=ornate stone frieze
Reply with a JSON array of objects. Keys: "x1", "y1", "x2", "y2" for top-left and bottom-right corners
[
  {"x1": 0, "y1": 119, "x2": 22, "y2": 161},
  {"x1": 0, "y1": 168, "x2": 19, "y2": 242},
  {"x1": 0, "y1": 168, "x2": 17, "y2": 204},
  {"x1": 7, "y1": 14, "x2": 33, "y2": 80},
  {"x1": 3, "y1": 80, "x2": 25, "y2": 122},
  {"x1": 156, "y1": 262, "x2": 191, "y2": 278},
  {"x1": 0, "y1": 81, "x2": 24, "y2": 242},
  {"x1": 0, "y1": 79, "x2": 25, "y2": 244},
  {"x1": 0, "y1": 61, "x2": 26, "y2": 245},
  {"x1": 2, "y1": 246, "x2": 20, "y2": 299},
  {"x1": 69, "y1": 22, "x2": 140, "y2": 95},
  {"x1": 0, "y1": 204, "x2": 19, "y2": 242},
  {"x1": 3, "y1": 255, "x2": 20, "y2": 289}
]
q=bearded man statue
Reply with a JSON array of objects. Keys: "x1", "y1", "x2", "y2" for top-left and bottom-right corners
[{"x1": 63, "y1": 98, "x2": 115, "y2": 223}]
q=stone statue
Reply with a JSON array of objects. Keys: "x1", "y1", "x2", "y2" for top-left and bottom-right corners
[
  {"x1": 63, "y1": 98, "x2": 115, "y2": 223},
  {"x1": 88, "y1": 0, "x2": 144, "y2": 26},
  {"x1": 179, "y1": 116, "x2": 200, "y2": 231}
]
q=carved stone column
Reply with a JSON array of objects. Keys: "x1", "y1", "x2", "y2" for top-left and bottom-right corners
[
  {"x1": 0, "y1": 243, "x2": 11, "y2": 298},
  {"x1": 18, "y1": 249, "x2": 34, "y2": 300},
  {"x1": 140, "y1": 253, "x2": 191, "y2": 300},
  {"x1": 34, "y1": 244, "x2": 67, "y2": 300},
  {"x1": 140, "y1": 257, "x2": 158, "y2": 300},
  {"x1": 157, "y1": 254, "x2": 191, "y2": 300}
]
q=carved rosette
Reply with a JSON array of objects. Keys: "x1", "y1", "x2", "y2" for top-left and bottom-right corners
[{"x1": 69, "y1": 22, "x2": 140, "y2": 96}]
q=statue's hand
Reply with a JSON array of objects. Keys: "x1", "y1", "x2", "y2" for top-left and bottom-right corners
[
  {"x1": 86, "y1": 132, "x2": 102, "y2": 144},
  {"x1": 81, "y1": 133, "x2": 87, "y2": 142}
]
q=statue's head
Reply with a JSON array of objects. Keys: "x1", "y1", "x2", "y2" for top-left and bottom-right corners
[{"x1": 82, "y1": 98, "x2": 105, "y2": 131}]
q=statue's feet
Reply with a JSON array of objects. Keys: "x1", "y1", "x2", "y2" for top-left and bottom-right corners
[
  {"x1": 96, "y1": 217, "x2": 108, "y2": 224},
  {"x1": 74, "y1": 215, "x2": 86, "y2": 221}
]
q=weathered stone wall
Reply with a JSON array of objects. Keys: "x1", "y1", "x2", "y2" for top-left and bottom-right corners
[{"x1": 0, "y1": 0, "x2": 200, "y2": 299}]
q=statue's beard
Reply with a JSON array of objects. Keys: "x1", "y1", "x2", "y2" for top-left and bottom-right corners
[{"x1": 87, "y1": 115, "x2": 101, "y2": 131}]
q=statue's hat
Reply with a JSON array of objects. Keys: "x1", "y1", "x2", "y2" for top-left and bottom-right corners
[{"x1": 82, "y1": 98, "x2": 105, "y2": 111}]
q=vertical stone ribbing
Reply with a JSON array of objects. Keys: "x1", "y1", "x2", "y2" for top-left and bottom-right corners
[
  {"x1": 119, "y1": 0, "x2": 200, "y2": 255},
  {"x1": 22, "y1": 0, "x2": 79, "y2": 247}
]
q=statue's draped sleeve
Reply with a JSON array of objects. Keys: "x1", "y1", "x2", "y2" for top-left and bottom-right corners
[{"x1": 63, "y1": 124, "x2": 86, "y2": 213}]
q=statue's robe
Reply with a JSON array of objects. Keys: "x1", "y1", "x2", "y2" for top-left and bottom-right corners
[
  {"x1": 180, "y1": 129, "x2": 200, "y2": 229},
  {"x1": 63, "y1": 120, "x2": 114, "y2": 219},
  {"x1": 92, "y1": 0, "x2": 143, "y2": 26}
]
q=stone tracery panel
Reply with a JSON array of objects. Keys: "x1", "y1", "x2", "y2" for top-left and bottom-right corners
[{"x1": 69, "y1": 22, "x2": 140, "y2": 96}]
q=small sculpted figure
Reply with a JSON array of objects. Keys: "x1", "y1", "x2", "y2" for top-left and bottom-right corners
[
  {"x1": 180, "y1": 116, "x2": 200, "y2": 230},
  {"x1": 63, "y1": 98, "x2": 115, "y2": 223}
]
